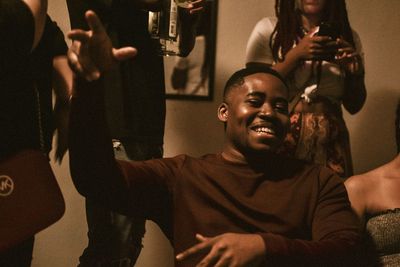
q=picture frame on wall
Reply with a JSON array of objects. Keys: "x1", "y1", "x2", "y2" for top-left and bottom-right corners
[{"x1": 164, "y1": 0, "x2": 218, "y2": 101}]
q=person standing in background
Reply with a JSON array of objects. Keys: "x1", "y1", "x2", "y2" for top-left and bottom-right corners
[
  {"x1": 246, "y1": 0, "x2": 366, "y2": 178},
  {"x1": 0, "y1": 0, "x2": 71, "y2": 265},
  {"x1": 66, "y1": 0, "x2": 203, "y2": 266}
]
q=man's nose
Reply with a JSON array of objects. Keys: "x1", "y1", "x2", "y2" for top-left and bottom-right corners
[{"x1": 258, "y1": 103, "x2": 275, "y2": 117}]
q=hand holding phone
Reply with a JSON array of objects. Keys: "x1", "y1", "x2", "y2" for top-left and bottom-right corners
[{"x1": 316, "y1": 22, "x2": 340, "y2": 61}]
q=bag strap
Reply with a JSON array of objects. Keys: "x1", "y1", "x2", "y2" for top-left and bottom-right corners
[{"x1": 34, "y1": 86, "x2": 45, "y2": 153}]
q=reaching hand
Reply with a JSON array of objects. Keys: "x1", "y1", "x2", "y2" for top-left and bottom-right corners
[
  {"x1": 67, "y1": 10, "x2": 137, "y2": 81},
  {"x1": 176, "y1": 233, "x2": 266, "y2": 267}
]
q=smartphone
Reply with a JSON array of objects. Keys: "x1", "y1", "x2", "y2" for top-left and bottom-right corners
[
  {"x1": 317, "y1": 22, "x2": 340, "y2": 40},
  {"x1": 316, "y1": 22, "x2": 339, "y2": 61}
]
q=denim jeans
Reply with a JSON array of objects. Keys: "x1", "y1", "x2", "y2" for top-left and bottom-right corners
[{"x1": 78, "y1": 140, "x2": 163, "y2": 267}]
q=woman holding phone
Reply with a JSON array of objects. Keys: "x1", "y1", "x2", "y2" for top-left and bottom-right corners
[{"x1": 246, "y1": 0, "x2": 366, "y2": 178}]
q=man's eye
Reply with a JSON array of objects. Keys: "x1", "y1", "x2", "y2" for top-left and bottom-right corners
[
  {"x1": 247, "y1": 99, "x2": 262, "y2": 106},
  {"x1": 275, "y1": 103, "x2": 289, "y2": 114}
]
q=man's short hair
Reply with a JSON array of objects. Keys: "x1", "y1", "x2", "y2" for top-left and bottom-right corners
[{"x1": 223, "y1": 65, "x2": 289, "y2": 101}]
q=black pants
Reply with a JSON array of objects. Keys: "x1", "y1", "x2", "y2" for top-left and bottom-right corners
[{"x1": 78, "y1": 141, "x2": 163, "y2": 267}]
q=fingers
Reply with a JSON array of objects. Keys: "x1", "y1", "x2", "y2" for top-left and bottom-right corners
[
  {"x1": 188, "y1": 0, "x2": 204, "y2": 14},
  {"x1": 196, "y1": 233, "x2": 208, "y2": 242},
  {"x1": 68, "y1": 45, "x2": 84, "y2": 74},
  {"x1": 176, "y1": 238, "x2": 212, "y2": 261},
  {"x1": 112, "y1": 47, "x2": 138, "y2": 61},
  {"x1": 67, "y1": 29, "x2": 91, "y2": 43},
  {"x1": 68, "y1": 42, "x2": 101, "y2": 81},
  {"x1": 85, "y1": 10, "x2": 106, "y2": 34},
  {"x1": 196, "y1": 245, "x2": 225, "y2": 267},
  {"x1": 336, "y1": 37, "x2": 352, "y2": 48},
  {"x1": 313, "y1": 35, "x2": 332, "y2": 43}
]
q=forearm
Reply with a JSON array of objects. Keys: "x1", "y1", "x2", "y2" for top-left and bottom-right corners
[
  {"x1": 271, "y1": 49, "x2": 302, "y2": 78},
  {"x1": 342, "y1": 74, "x2": 366, "y2": 114},
  {"x1": 69, "y1": 77, "x2": 125, "y2": 199},
  {"x1": 23, "y1": 0, "x2": 47, "y2": 49},
  {"x1": 260, "y1": 231, "x2": 362, "y2": 266}
]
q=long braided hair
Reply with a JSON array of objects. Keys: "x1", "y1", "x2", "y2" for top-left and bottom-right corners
[{"x1": 270, "y1": 0, "x2": 355, "y2": 62}]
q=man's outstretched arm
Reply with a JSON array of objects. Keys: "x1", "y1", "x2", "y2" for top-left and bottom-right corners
[{"x1": 67, "y1": 10, "x2": 136, "y2": 199}]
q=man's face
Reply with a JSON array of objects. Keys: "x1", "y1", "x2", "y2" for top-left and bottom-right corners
[{"x1": 219, "y1": 73, "x2": 289, "y2": 155}]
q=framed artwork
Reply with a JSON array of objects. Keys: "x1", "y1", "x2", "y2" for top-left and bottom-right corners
[{"x1": 165, "y1": 0, "x2": 218, "y2": 101}]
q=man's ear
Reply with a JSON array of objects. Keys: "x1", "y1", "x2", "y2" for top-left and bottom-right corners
[{"x1": 218, "y1": 103, "x2": 228, "y2": 122}]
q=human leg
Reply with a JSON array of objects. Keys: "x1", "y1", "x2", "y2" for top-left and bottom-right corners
[{"x1": 78, "y1": 140, "x2": 162, "y2": 267}]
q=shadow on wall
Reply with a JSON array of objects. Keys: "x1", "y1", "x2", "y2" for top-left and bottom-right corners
[{"x1": 346, "y1": 87, "x2": 399, "y2": 174}]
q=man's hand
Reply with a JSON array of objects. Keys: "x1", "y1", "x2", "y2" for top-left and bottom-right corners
[
  {"x1": 67, "y1": 10, "x2": 137, "y2": 81},
  {"x1": 176, "y1": 233, "x2": 266, "y2": 267}
]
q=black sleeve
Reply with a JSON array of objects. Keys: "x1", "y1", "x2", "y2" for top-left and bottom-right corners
[
  {"x1": 47, "y1": 17, "x2": 68, "y2": 57},
  {"x1": 0, "y1": 0, "x2": 34, "y2": 57}
]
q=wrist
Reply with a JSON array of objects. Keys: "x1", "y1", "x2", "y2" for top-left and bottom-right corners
[
  {"x1": 346, "y1": 70, "x2": 365, "y2": 79},
  {"x1": 286, "y1": 48, "x2": 302, "y2": 63}
]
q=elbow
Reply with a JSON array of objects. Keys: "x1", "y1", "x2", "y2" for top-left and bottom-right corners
[
  {"x1": 343, "y1": 93, "x2": 367, "y2": 115},
  {"x1": 344, "y1": 96, "x2": 366, "y2": 115}
]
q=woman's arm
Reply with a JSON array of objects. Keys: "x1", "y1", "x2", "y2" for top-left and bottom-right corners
[
  {"x1": 338, "y1": 31, "x2": 366, "y2": 114},
  {"x1": 52, "y1": 56, "x2": 73, "y2": 164},
  {"x1": 272, "y1": 31, "x2": 332, "y2": 78},
  {"x1": 344, "y1": 175, "x2": 366, "y2": 224},
  {"x1": 23, "y1": 0, "x2": 48, "y2": 50},
  {"x1": 245, "y1": 18, "x2": 332, "y2": 78}
]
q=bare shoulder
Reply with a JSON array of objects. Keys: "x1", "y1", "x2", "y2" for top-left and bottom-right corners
[
  {"x1": 345, "y1": 170, "x2": 375, "y2": 194},
  {"x1": 345, "y1": 168, "x2": 382, "y2": 217}
]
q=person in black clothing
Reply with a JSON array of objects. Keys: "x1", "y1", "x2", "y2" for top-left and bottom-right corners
[{"x1": 0, "y1": 0, "x2": 71, "y2": 266}]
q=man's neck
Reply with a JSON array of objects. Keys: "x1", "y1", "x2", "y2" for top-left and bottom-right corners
[{"x1": 221, "y1": 148, "x2": 278, "y2": 165}]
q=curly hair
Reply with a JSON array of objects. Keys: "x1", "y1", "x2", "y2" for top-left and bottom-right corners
[{"x1": 270, "y1": 0, "x2": 355, "y2": 62}]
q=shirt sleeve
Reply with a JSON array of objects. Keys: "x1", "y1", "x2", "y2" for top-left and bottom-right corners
[
  {"x1": 258, "y1": 168, "x2": 362, "y2": 266},
  {"x1": 245, "y1": 17, "x2": 276, "y2": 65},
  {"x1": 69, "y1": 77, "x2": 179, "y2": 220},
  {"x1": 116, "y1": 156, "x2": 184, "y2": 220},
  {"x1": 49, "y1": 18, "x2": 68, "y2": 57},
  {"x1": 0, "y1": 0, "x2": 34, "y2": 57}
]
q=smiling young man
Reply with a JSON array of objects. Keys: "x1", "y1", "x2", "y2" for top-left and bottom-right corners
[{"x1": 68, "y1": 11, "x2": 363, "y2": 267}]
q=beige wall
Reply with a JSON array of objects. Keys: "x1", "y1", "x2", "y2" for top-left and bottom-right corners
[{"x1": 32, "y1": 0, "x2": 400, "y2": 266}]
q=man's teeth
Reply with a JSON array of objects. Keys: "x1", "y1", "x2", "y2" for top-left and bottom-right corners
[{"x1": 254, "y1": 127, "x2": 274, "y2": 134}]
